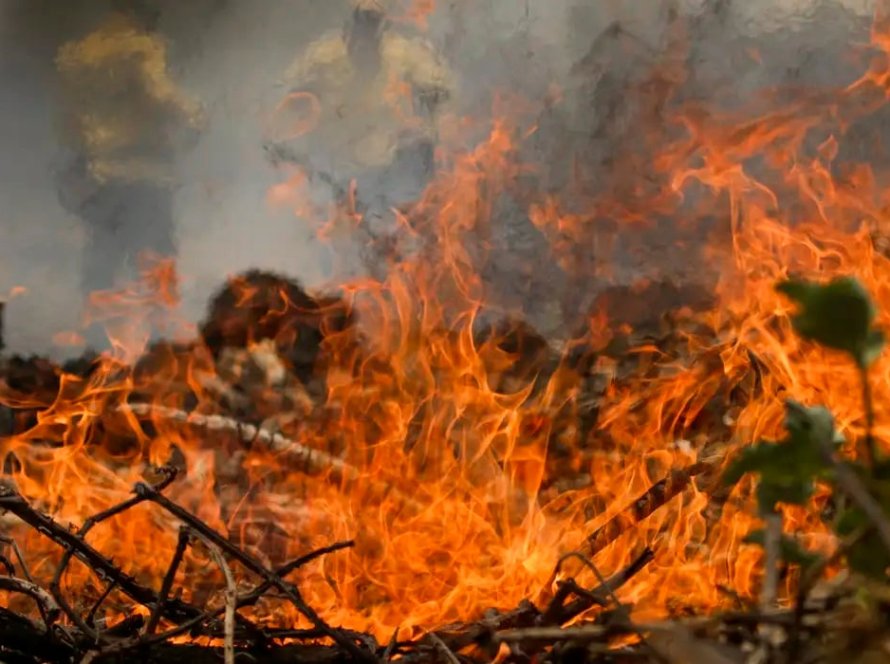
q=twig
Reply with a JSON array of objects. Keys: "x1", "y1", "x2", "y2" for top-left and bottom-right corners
[
  {"x1": 0, "y1": 552, "x2": 15, "y2": 576},
  {"x1": 50, "y1": 465, "x2": 176, "y2": 597},
  {"x1": 144, "y1": 526, "x2": 190, "y2": 635},
  {"x1": 551, "y1": 549, "x2": 661, "y2": 661},
  {"x1": 102, "y1": 540, "x2": 356, "y2": 653},
  {"x1": 821, "y1": 455, "x2": 890, "y2": 552},
  {"x1": 133, "y1": 481, "x2": 373, "y2": 663},
  {"x1": 235, "y1": 539, "x2": 354, "y2": 608},
  {"x1": 431, "y1": 601, "x2": 540, "y2": 654},
  {"x1": 430, "y1": 549, "x2": 656, "y2": 657},
  {"x1": 44, "y1": 467, "x2": 181, "y2": 642},
  {"x1": 429, "y1": 631, "x2": 462, "y2": 664},
  {"x1": 383, "y1": 627, "x2": 400, "y2": 661},
  {"x1": 0, "y1": 575, "x2": 61, "y2": 627},
  {"x1": 0, "y1": 534, "x2": 34, "y2": 582},
  {"x1": 85, "y1": 580, "x2": 118, "y2": 627},
  {"x1": 277, "y1": 540, "x2": 355, "y2": 577},
  {"x1": 546, "y1": 548, "x2": 655, "y2": 625},
  {"x1": 0, "y1": 480, "x2": 205, "y2": 625},
  {"x1": 196, "y1": 538, "x2": 236, "y2": 664}
]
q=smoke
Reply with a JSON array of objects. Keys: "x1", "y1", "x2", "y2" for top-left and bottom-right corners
[
  {"x1": 162, "y1": 0, "x2": 352, "y2": 326},
  {"x1": 0, "y1": 0, "x2": 878, "y2": 357}
]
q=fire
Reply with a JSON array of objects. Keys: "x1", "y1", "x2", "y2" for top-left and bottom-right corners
[
  {"x1": 391, "y1": 0, "x2": 437, "y2": 31},
  {"x1": 5, "y1": 5, "x2": 890, "y2": 651}
]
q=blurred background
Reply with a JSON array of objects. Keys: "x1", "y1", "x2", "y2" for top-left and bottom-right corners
[{"x1": 0, "y1": 0, "x2": 877, "y2": 357}]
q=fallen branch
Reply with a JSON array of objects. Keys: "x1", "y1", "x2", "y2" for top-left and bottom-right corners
[
  {"x1": 495, "y1": 622, "x2": 629, "y2": 645},
  {"x1": 432, "y1": 546, "x2": 656, "y2": 656},
  {"x1": 125, "y1": 403, "x2": 354, "y2": 481},
  {"x1": 123, "y1": 403, "x2": 422, "y2": 512},
  {"x1": 582, "y1": 461, "x2": 713, "y2": 558}
]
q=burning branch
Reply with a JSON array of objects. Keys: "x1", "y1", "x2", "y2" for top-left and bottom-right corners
[
  {"x1": 144, "y1": 526, "x2": 190, "y2": 636},
  {"x1": 125, "y1": 403, "x2": 356, "y2": 479},
  {"x1": 0, "y1": 472, "x2": 378, "y2": 663},
  {"x1": 132, "y1": 479, "x2": 374, "y2": 662},
  {"x1": 123, "y1": 403, "x2": 422, "y2": 512},
  {"x1": 0, "y1": 575, "x2": 60, "y2": 626},
  {"x1": 581, "y1": 461, "x2": 714, "y2": 558},
  {"x1": 0, "y1": 479, "x2": 205, "y2": 627}
]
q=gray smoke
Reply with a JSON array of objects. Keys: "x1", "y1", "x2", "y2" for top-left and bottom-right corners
[{"x1": 0, "y1": 0, "x2": 878, "y2": 357}]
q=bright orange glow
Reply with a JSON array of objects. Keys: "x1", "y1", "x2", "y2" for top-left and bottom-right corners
[
  {"x1": 391, "y1": 0, "x2": 437, "y2": 31},
  {"x1": 4, "y1": 8, "x2": 890, "y2": 649},
  {"x1": 269, "y1": 91, "x2": 322, "y2": 141}
]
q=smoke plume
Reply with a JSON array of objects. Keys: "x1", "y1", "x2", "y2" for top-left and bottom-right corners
[{"x1": 0, "y1": 0, "x2": 877, "y2": 356}]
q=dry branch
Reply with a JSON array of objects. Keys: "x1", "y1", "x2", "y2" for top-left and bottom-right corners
[
  {"x1": 0, "y1": 574, "x2": 60, "y2": 625},
  {"x1": 0, "y1": 479, "x2": 205, "y2": 625},
  {"x1": 133, "y1": 480, "x2": 374, "y2": 663},
  {"x1": 122, "y1": 403, "x2": 422, "y2": 512},
  {"x1": 145, "y1": 526, "x2": 190, "y2": 635},
  {"x1": 581, "y1": 461, "x2": 713, "y2": 558}
]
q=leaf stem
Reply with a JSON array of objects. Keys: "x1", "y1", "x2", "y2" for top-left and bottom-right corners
[
  {"x1": 759, "y1": 511, "x2": 782, "y2": 611},
  {"x1": 858, "y1": 362, "x2": 877, "y2": 467}
]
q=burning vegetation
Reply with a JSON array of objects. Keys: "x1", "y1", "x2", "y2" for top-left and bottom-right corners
[{"x1": 4, "y1": 1, "x2": 890, "y2": 663}]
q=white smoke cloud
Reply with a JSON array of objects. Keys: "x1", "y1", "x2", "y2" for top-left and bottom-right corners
[{"x1": 0, "y1": 0, "x2": 879, "y2": 357}]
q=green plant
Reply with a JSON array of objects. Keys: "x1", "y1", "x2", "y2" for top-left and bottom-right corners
[{"x1": 723, "y1": 276, "x2": 890, "y2": 589}]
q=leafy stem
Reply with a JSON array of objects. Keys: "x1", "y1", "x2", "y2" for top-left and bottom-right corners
[
  {"x1": 858, "y1": 361, "x2": 877, "y2": 467},
  {"x1": 724, "y1": 276, "x2": 890, "y2": 593}
]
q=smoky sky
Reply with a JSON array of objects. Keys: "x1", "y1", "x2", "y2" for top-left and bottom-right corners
[{"x1": 0, "y1": 0, "x2": 877, "y2": 358}]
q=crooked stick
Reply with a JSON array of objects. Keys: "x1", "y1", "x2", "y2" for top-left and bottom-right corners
[{"x1": 134, "y1": 481, "x2": 375, "y2": 663}]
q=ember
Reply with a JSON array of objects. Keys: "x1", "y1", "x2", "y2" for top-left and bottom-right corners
[{"x1": 2, "y1": 1, "x2": 890, "y2": 662}]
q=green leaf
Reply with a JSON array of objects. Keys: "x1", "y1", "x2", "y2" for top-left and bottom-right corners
[
  {"x1": 756, "y1": 478, "x2": 813, "y2": 514},
  {"x1": 723, "y1": 401, "x2": 835, "y2": 514},
  {"x1": 722, "y1": 442, "x2": 784, "y2": 487},
  {"x1": 776, "y1": 277, "x2": 884, "y2": 367},
  {"x1": 744, "y1": 530, "x2": 824, "y2": 572},
  {"x1": 837, "y1": 508, "x2": 890, "y2": 580}
]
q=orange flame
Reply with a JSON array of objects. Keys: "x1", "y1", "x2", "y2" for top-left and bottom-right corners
[{"x1": 5, "y1": 7, "x2": 890, "y2": 648}]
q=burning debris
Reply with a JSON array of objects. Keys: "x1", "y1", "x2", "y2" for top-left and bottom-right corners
[
  {"x1": 4, "y1": 1, "x2": 890, "y2": 663},
  {"x1": 0, "y1": 273, "x2": 883, "y2": 663}
]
